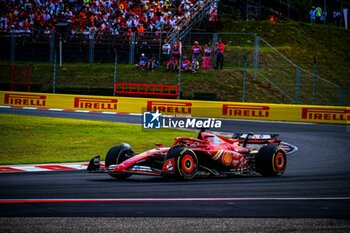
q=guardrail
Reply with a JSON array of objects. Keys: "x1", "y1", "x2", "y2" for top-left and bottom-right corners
[{"x1": 114, "y1": 82, "x2": 178, "y2": 99}]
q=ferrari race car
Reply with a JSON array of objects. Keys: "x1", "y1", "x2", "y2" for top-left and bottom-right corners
[{"x1": 87, "y1": 129, "x2": 287, "y2": 180}]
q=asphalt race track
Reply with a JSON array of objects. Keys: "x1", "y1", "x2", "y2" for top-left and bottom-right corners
[{"x1": 0, "y1": 108, "x2": 350, "y2": 231}]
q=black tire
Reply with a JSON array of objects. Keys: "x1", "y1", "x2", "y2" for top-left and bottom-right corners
[
  {"x1": 167, "y1": 147, "x2": 198, "y2": 180},
  {"x1": 105, "y1": 143, "x2": 134, "y2": 179},
  {"x1": 255, "y1": 145, "x2": 287, "y2": 176}
]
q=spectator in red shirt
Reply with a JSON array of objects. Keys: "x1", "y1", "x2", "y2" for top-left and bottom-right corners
[
  {"x1": 202, "y1": 43, "x2": 212, "y2": 69},
  {"x1": 171, "y1": 39, "x2": 181, "y2": 60},
  {"x1": 191, "y1": 41, "x2": 202, "y2": 61},
  {"x1": 167, "y1": 56, "x2": 178, "y2": 72},
  {"x1": 180, "y1": 55, "x2": 191, "y2": 72},
  {"x1": 214, "y1": 39, "x2": 225, "y2": 70},
  {"x1": 137, "y1": 23, "x2": 144, "y2": 35}
]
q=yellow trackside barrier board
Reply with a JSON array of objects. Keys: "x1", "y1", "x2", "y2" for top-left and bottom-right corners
[
  {"x1": 0, "y1": 91, "x2": 349, "y2": 124},
  {"x1": 0, "y1": 91, "x2": 145, "y2": 114}
]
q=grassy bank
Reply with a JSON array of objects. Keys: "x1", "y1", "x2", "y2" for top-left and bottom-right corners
[
  {"x1": 208, "y1": 20, "x2": 350, "y2": 88},
  {"x1": 1, "y1": 62, "x2": 300, "y2": 104},
  {"x1": 0, "y1": 114, "x2": 196, "y2": 165}
]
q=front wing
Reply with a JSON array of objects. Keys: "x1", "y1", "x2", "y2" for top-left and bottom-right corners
[{"x1": 87, "y1": 155, "x2": 169, "y2": 176}]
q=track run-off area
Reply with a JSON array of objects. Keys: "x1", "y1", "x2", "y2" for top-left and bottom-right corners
[{"x1": 0, "y1": 108, "x2": 349, "y2": 232}]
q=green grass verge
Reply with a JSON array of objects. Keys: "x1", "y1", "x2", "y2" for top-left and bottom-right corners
[
  {"x1": 2, "y1": 62, "x2": 290, "y2": 103},
  {"x1": 0, "y1": 114, "x2": 196, "y2": 165}
]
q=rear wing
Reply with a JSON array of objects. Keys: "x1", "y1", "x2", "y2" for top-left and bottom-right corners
[
  {"x1": 231, "y1": 133, "x2": 280, "y2": 147},
  {"x1": 232, "y1": 133, "x2": 279, "y2": 140}
]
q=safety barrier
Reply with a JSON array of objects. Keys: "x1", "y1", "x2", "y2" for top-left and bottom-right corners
[
  {"x1": 0, "y1": 91, "x2": 349, "y2": 124},
  {"x1": 114, "y1": 82, "x2": 178, "y2": 99}
]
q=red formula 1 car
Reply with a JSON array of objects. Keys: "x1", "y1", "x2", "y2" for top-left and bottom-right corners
[{"x1": 87, "y1": 129, "x2": 287, "y2": 180}]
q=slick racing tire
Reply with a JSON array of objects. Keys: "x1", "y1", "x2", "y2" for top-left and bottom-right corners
[
  {"x1": 105, "y1": 143, "x2": 134, "y2": 179},
  {"x1": 167, "y1": 147, "x2": 198, "y2": 180},
  {"x1": 255, "y1": 145, "x2": 287, "y2": 176}
]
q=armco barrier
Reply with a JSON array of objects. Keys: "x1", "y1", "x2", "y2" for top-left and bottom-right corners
[
  {"x1": 0, "y1": 91, "x2": 349, "y2": 124},
  {"x1": 114, "y1": 82, "x2": 178, "y2": 99}
]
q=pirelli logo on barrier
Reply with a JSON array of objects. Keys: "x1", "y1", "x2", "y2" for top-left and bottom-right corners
[
  {"x1": 74, "y1": 97, "x2": 118, "y2": 110},
  {"x1": 301, "y1": 108, "x2": 350, "y2": 122},
  {"x1": 147, "y1": 101, "x2": 192, "y2": 114},
  {"x1": 222, "y1": 104, "x2": 270, "y2": 118},
  {"x1": 4, "y1": 93, "x2": 46, "y2": 107}
]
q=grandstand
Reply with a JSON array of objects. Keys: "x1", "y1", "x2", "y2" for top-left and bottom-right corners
[
  {"x1": 2, "y1": 2, "x2": 208, "y2": 67},
  {"x1": 0, "y1": 0, "x2": 215, "y2": 36},
  {"x1": 0, "y1": 0, "x2": 218, "y2": 62}
]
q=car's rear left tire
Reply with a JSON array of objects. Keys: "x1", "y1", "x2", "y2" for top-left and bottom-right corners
[
  {"x1": 105, "y1": 144, "x2": 134, "y2": 179},
  {"x1": 255, "y1": 145, "x2": 287, "y2": 176}
]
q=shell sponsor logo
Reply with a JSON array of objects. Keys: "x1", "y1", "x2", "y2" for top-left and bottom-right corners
[
  {"x1": 4, "y1": 93, "x2": 46, "y2": 107},
  {"x1": 212, "y1": 150, "x2": 242, "y2": 167},
  {"x1": 74, "y1": 97, "x2": 118, "y2": 110},
  {"x1": 222, "y1": 104, "x2": 270, "y2": 118},
  {"x1": 301, "y1": 108, "x2": 350, "y2": 122},
  {"x1": 147, "y1": 100, "x2": 192, "y2": 114},
  {"x1": 222, "y1": 151, "x2": 233, "y2": 166}
]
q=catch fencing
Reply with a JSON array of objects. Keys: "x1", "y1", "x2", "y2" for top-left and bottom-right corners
[
  {"x1": 257, "y1": 37, "x2": 345, "y2": 106},
  {"x1": 0, "y1": 31, "x2": 347, "y2": 106}
]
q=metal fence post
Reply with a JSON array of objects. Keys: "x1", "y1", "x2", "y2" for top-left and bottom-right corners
[
  {"x1": 296, "y1": 67, "x2": 301, "y2": 104},
  {"x1": 129, "y1": 32, "x2": 136, "y2": 64},
  {"x1": 340, "y1": 0, "x2": 344, "y2": 28},
  {"x1": 49, "y1": 30, "x2": 55, "y2": 63},
  {"x1": 253, "y1": 34, "x2": 260, "y2": 80},
  {"x1": 89, "y1": 31, "x2": 94, "y2": 64},
  {"x1": 212, "y1": 33, "x2": 218, "y2": 68},
  {"x1": 158, "y1": 31, "x2": 162, "y2": 63},
  {"x1": 53, "y1": 50, "x2": 57, "y2": 93},
  {"x1": 177, "y1": 63, "x2": 181, "y2": 100},
  {"x1": 113, "y1": 50, "x2": 118, "y2": 96},
  {"x1": 177, "y1": 42, "x2": 183, "y2": 100},
  {"x1": 10, "y1": 32, "x2": 15, "y2": 63},
  {"x1": 59, "y1": 34, "x2": 63, "y2": 67},
  {"x1": 242, "y1": 53, "x2": 247, "y2": 102},
  {"x1": 212, "y1": 33, "x2": 218, "y2": 47}
]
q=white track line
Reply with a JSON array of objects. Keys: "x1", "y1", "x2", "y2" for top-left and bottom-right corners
[
  {"x1": 0, "y1": 197, "x2": 349, "y2": 204},
  {"x1": 74, "y1": 110, "x2": 90, "y2": 113}
]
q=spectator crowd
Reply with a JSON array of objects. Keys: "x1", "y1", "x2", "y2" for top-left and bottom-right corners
[
  {"x1": 1, "y1": 0, "x2": 224, "y2": 74},
  {"x1": 0, "y1": 0, "x2": 200, "y2": 34},
  {"x1": 136, "y1": 39, "x2": 225, "y2": 73}
]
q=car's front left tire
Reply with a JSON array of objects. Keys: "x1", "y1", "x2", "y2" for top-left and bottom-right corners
[{"x1": 105, "y1": 144, "x2": 134, "y2": 179}]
